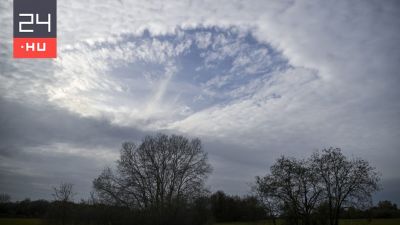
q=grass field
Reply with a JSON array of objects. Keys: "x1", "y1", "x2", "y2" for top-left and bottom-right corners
[
  {"x1": 339, "y1": 219, "x2": 400, "y2": 225},
  {"x1": 0, "y1": 218, "x2": 43, "y2": 225},
  {"x1": 215, "y1": 219, "x2": 400, "y2": 225},
  {"x1": 0, "y1": 218, "x2": 399, "y2": 225}
]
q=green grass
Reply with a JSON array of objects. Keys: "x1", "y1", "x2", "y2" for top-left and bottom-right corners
[
  {"x1": 216, "y1": 220, "x2": 283, "y2": 225},
  {"x1": 0, "y1": 218, "x2": 43, "y2": 225},
  {"x1": 339, "y1": 218, "x2": 400, "y2": 225},
  {"x1": 215, "y1": 218, "x2": 400, "y2": 225}
]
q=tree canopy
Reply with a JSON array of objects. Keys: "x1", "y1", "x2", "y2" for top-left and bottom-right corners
[
  {"x1": 93, "y1": 133, "x2": 212, "y2": 225},
  {"x1": 255, "y1": 148, "x2": 380, "y2": 225}
]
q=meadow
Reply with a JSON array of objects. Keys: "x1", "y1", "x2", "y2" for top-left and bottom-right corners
[
  {"x1": 215, "y1": 219, "x2": 400, "y2": 225},
  {"x1": 1, "y1": 218, "x2": 400, "y2": 225},
  {"x1": 0, "y1": 218, "x2": 43, "y2": 225}
]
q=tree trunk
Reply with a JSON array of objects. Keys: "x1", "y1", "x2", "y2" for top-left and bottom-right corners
[
  {"x1": 304, "y1": 213, "x2": 311, "y2": 225},
  {"x1": 328, "y1": 199, "x2": 334, "y2": 225},
  {"x1": 62, "y1": 203, "x2": 65, "y2": 225},
  {"x1": 334, "y1": 206, "x2": 341, "y2": 225}
]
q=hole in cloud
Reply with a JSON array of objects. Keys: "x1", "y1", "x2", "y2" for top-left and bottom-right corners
[{"x1": 47, "y1": 27, "x2": 292, "y2": 130}]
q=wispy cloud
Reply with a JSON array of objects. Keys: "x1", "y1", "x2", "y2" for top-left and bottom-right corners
[{"x1": 0, "y1": 0, "x2": 399, "y2": 203}]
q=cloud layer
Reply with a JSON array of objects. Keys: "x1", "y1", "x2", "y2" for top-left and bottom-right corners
[{"x1": 0, "y1": 0, "x2": 399, "y2": 203}]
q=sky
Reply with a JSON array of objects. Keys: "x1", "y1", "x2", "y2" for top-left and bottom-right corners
[{"x1": 0, "y1": 0, "x2": 399, "y2": 205}]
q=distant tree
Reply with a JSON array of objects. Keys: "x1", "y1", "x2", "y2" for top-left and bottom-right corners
[
  {"x1": 53, "y1": 183, "x2": 75, "y2": 203},
  {"x1": 311, "y1": 148, "x2": 380, "y2": 225},
  {"x1": 371, "y1": 200, "x2": 399, "y2": 218},
  {"x1": 377, "y1": 200, "x2": 397, "y2": 210},
  {"x1": 253, "y1": 178, "x2": 282, "y2": 225},
  {"x1": 209, "y1": 191, "x2": 265, "y2": 223},
  {"x1": 0, "y1": 198, "x2": 51, "y2": 218},
  {"x1": 0, "y1": 193, "x2": 10, "y2": 203},
  {"x1": 255, "y1": 156, "x2": 322, "y2": 225},
  {"x1": 93, "y1": 133, "x2": 212, "y2": 225},
  {"x1": 210, "y1": 191, "x2": 236, "y2": 222},
  {"x1": 239, "y1": 195, "x2": 267, "y2": 221},
  {"x1": 52, "y1": 182, "x2": 76, "y2": 225}
]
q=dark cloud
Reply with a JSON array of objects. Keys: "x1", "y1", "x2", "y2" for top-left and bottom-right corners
[
  {"x1": 0, "y1": 97, "x2": 150, "y2": 200},
  {"x1": 0, "y1": 98, "x2": 147, "y2": 150}
]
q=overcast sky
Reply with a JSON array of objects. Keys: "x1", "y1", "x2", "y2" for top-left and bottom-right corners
[{"x1": 0, "y1": 0, "x2": 399, "y2": 205}]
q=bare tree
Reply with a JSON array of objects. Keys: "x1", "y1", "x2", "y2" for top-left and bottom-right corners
[
  {"x1": 93, "y1": 134, "x2": 212, "y2": 223},
  {"x1": 311, "y1": 148, "x2": 380, "y2": 225},
  {"x1": 53, "y1": 182, "x2": 75, "y2": 203},
  {"x1": 255, "y1": 156, "x2": 322, "y2": 225},
  {"x1": 253, "y1": 181, "x2": 281, "y2": 225},
  {"x1": 52, "y1": 182, "x2": 75, "y2": 225},
  {"x1": 0, "y1": 193, "x2": 11, "y2": 203}
]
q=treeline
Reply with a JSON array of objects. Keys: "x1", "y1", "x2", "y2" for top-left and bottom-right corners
[
  {"x1": 0, "y1": 199, "x2": 140, "y2": 224},
  {"x1": 341, "y1": 201, "x2": 400, "y2": 219},
  {"x1": 210, "y1": 191, "x2": 265, "y2": 222},
  {"x1": 0, "y1": 195, "x2": 399, "y2": 223},
  {"x1": 0, "y1": 199, "x2": 50, "y2": 218},
  {"x1": 0, "y1": 191, "x2": 265, "y2": 224}
]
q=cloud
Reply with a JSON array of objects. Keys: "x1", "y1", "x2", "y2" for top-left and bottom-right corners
[
  {"x1": 0, "y1": 0, "x2": 399, "y2": 204},
  {"x1": 0, "y1": 97, "x2": 150, "y2": 199}
]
